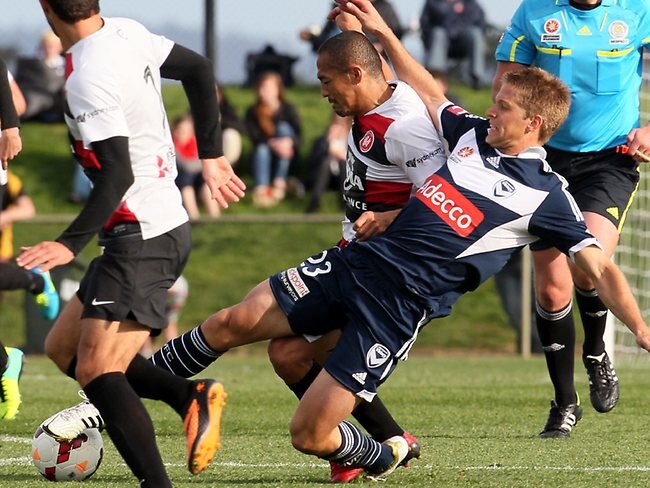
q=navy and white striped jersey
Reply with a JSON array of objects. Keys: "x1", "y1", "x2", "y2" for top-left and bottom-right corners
[{"x1": 343, "y1": 103, "x2": 599, "y2": 313}]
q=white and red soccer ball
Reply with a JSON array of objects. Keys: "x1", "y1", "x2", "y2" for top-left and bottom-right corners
[{"x1": 31, "y1": 426, "x2": 103, "y2": 482}]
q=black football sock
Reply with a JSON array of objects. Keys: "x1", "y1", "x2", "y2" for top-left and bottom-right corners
[
  {"x1": 323, "y1": 420, "x2": 394, "y2": 473},
  {"x1": 352, "y1": 397, "x2": 404, "y2": 442},
  {"x1": 0, "y1": 263, "x2": 44, "y2": 293},
  {"x1": 66, "y1": 355, "x2": 194, "y2": 416},
  {"x1": 83, "y1": 372, "x2": 171, "y2": 488},
  {"x1": 575, "y1": 287, "x2": 607, "y2": 358},
  {"x1": 286, "y1": 362, "x2": 322, "y2": 399},
  {"x1": 126, "y1": 353, "x2": 193, "y2": 416},
  {"x1": 149, "y1": 325, "x2": 222, "y2": 377},
  {"x1": 66, "y1": 356, "x2": 77, "y2": 380},
  {"x1": 536, "y1": 301, "x2": 577, "y2": 406}
]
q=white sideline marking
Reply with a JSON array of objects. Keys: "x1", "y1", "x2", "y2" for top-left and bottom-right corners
[
  {"x1": 460, "y1": 465, "x2": 650, "y2": 472},
  {"x1": 0, "y1": 435, "x2": 31, "y2": 444},
  {"x1": 4, "y1": 442, "x2": 650, "y2": 474},
  {"x1": 0, "y1": 457, "x2": 31, "y2": 467}
]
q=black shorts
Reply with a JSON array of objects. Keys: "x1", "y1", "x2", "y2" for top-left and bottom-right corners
[
  {"x1": 269, "y1": 247, "x2": 435, "y2": 401},
  {"x1": 531, "y1": 146, "x2": 640, "y2": 251},
  {"x1": 77, "y1": 222, "x2": 191, "y2": 330},
  {"x1": 547, "y1": 145, "x2": 639, "y2": 228}
]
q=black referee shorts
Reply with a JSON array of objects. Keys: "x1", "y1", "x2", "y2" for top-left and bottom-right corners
[
  {"x1": 77, "y1": 222, "x2": 191, "y2": 330},
  {"x1": 547, "y1": 145, "x2": 640, "y2": 229},
  {"x1": 532, "y1": 145, "x2": 640, "y2": 252}
]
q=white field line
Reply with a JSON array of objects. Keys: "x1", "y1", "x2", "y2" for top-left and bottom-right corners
[
  {"x1": 4, "y1": 457, "x2": 650, "y2": 473},
  {"x1": 3, "y1": 437, "x2": 650, "y2": 473}
]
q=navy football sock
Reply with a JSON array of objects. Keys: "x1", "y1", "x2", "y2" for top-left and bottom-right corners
[
  {"x1": 323, "y1": 420, "x2": 394, "y2": 473},
  {"x1": 149, "y1": 325, "x2": 222, "y2": 377}
]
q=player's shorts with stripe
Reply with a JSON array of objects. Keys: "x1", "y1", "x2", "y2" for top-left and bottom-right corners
[
  {"x1": 269, "y1": 246, "x2": 434, "y2": 401},
  {"x1": 532, "y1": 146, "x2": 639, "y2": 251},
  {"x1": 77, "y1": 222, "x2": 191, "y2": 330}
]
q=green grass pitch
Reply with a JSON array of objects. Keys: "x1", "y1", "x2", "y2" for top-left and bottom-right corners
[{"x1": 2, "y1": 354, "x2": 650, "y2": 487}]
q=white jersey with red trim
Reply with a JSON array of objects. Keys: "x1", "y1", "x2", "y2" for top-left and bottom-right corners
[
  {"x1": 342, "y1": 80, "x2": 446, "y2": 241},
  {"x1": 64, "y1": 17, "x2": 187, "y2": 239}
]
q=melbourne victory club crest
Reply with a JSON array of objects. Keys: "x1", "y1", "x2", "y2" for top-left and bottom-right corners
[
  {"x1": 541, "y1": 18, "x2": 561, "y2": 43},
  {"x1": 359, "y1": 130, "x2": 374, "y2": 153},
  {"x1": 609, "y1": 20, "x2": 629, "y2": 45}
]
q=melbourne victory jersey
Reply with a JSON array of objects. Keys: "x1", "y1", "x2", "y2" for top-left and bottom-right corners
[
  {"x1": 64, "y1": 17, "x2": 188, "y2": 239},
  {"x1": 344, "y1": 103, "x2": 599, "y2": 313},
  {"x1": 342, "y1": 80, "x2": 446, "y2": 241}
]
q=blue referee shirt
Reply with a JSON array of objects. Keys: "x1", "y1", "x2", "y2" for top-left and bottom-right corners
[{"x1": 496, "y1": 0, "x2": 650, "y2": 152}]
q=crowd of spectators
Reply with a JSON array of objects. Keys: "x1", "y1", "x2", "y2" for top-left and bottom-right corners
[{"x1": 5, "y1": 1, "x2": 493, "y2": 217}]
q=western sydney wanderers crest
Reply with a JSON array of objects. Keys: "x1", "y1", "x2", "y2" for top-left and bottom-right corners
[
  {"x1": 359, "y1": 130, "x2": 374, "y2": 153},
  {"x1": 541, "y1": 18, "x2": 561, "y2": 43},
  {"x1": 457, "y1": 146, "x2": 474, "y2": 158}
]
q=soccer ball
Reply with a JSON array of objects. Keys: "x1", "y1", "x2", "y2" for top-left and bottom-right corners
[{"x1": 31, "y1": 426, "x2": 103, "y2": 481}]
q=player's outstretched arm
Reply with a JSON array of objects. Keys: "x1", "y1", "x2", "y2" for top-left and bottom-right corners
[
  {"x1": 161, "y1": 44, "x2": 246, "y2": 207},
  {"x1": 332, "y1": 0, "x2": 447, "y2": 127},
  {"x1": 574, "y1": 246, "x2": 650, "y2": 351},
  {"x1": 0, "y1": 57, "x2": 22, "y2": 169}
]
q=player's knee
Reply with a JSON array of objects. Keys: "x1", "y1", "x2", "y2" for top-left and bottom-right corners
[
  {"x1": 289, "y1": 417, "x2": 320, "y2": 455},
  {"x1": 44, "y1": 330, "x2": 73, "y2": 373},
  {"x1": 202, "y1": 305, "x2": 255, "y2": 350},
  {"x1": 268, "y1": 337, "x2": 313, "y2": 382},
  {"x1": 535, "y1": 282, "x2": 573, "y2": 311}
]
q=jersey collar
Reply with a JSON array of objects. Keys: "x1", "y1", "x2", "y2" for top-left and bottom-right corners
[
  {"x1": 557, "y1": 0, "x2": 614, "y2": 6},
  {"x1": 496, "y1": 146, "x2": 547, "y2": 160}
]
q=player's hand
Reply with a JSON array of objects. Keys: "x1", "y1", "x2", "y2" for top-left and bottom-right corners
[
  {"x1": 626, "y1": 126, "x2": 650, "y2": 162},
  {"x1": 330, "y1": 7, "x2": 363, "y2": 33},
  {"x1": 353, "y1": 209, "x2": 400, "y2": 240},
  {"x1": 0, "y1": 127, "x2": 22, "y2": 169},
  {"x1": 330, "y1": 0, "x2": 388, "y2": 38},
  {"x1": 635, "y1": 328, "x2": 650, "y2": 352},
  {"x1": 202, "y1": 156, "x2": 246, "y2": 208},
  {"x1": 16, "y1": 241, "x2": 74, "y2": 272}
]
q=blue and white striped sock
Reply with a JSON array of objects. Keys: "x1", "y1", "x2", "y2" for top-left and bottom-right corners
[
  {"x1": 324, "y1": 420, "x2": 393, "y2": 472},
  {"x1": 149, "y1": 326, "x2": 222, "y2": 378}
]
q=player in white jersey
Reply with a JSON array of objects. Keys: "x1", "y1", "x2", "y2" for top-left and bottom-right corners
[{"x1": 16, "y1": 1, "x2": 245, "y2": 486}]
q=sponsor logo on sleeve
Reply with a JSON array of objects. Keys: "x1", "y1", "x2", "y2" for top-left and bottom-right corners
[
  {"x1": 448, "y1": 105, "x2": 468, "y2": 116},
  {"x1": 415, "y1": 175, "x2": 484, "y2": 237},
  {"x1": 286, "y1": 267, "x2": 310, "y2": 298},
  {"x1": 75, "y1": 106, "x2": 119, "y2": 123},
  {"x1": 404, "y1": 147, "x2": 444, "y2": 167}
]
